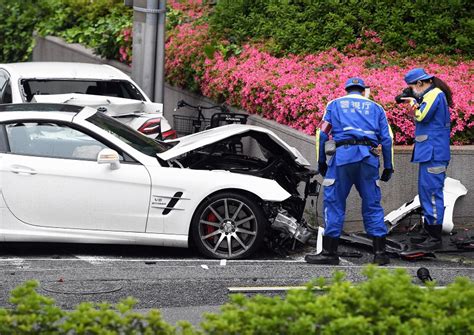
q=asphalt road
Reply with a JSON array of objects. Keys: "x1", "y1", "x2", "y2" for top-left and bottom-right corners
[{"x1": 0, "y1": 240, "x2": 473, "y2": 326}]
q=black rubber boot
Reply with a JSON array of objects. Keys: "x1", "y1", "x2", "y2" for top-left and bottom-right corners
[
  {"x1": 410, "y1": 220, "x2": 429, "y2": 243},
  {"x1": 305, "y1": 236, "x2": 340, "y2": 265},
  {"x1": 413, "y1": 224, "x2": 443, "y2": 251},
  {"x1": 372, "y1": 236, "x2": 390, "y2": 266}
]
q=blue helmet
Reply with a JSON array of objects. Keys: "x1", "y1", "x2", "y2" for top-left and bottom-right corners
[
  {"x1": 345, "y1": 77, "x2": 366, "y2": 90},
  {"x1": 404, "y1": 68, "x2": 433, "y2": 84}
]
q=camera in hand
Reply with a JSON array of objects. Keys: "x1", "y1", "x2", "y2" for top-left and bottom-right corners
[{"x1": 395, "y1": 87, "x2": 415, "y2": 104}]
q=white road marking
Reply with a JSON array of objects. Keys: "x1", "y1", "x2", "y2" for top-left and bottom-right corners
[
  {"x1": 74, "y1": 255, "x2": 114, "y2": 265},
  {"x1": 0, "y1": 258, "x2": 308, "y2": 263},
  {"x1": 229, "y1": 286, "x2": 308, "y2": 292},
  {"x1": 0, "y1": 258, "x2": 472, "y2": 270},
  {"x1": 0, "y1": 257, "x2": 29, "y2": 269}
]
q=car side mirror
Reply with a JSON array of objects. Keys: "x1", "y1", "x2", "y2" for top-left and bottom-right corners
[{"x1": 97, "y1": 148, "x2": 120, "y2": 170}]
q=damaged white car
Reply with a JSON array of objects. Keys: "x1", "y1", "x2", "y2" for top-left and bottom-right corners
[
  {"x1": 0, "y1": 62, "x2": 176, "y2": 140},
  {"x1": 0, "y1": 103, "x2": 317, "y2": 259}
]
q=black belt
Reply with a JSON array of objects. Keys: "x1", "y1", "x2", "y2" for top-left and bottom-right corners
[{"x1": 336, "y1": 140, "x2": 375, "y2": 148}]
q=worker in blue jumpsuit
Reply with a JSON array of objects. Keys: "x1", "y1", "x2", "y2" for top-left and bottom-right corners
[
  {"x1": 305, "y1": 77, "x2": 394, "y2": 265},
  {"x1": 401, "y1": 68, "x2": 453, "y2": 250}
]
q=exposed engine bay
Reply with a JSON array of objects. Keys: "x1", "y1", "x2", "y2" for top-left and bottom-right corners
[{"x1": 165, "y1": 130, "x2": 319, "y2": 253}]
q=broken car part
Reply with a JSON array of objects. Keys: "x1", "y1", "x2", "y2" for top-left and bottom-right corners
[{"x1": 384, "y1": 177, "x2": 467, "y2": 233}]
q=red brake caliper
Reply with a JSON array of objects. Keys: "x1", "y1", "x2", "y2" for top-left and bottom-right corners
[{"x1": 205, "y1": 212, "x2": 218, "y2": 240}]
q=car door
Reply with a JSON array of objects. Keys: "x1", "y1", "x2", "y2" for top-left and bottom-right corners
[{"x1": 0, "y1": 120, "x2": 151, "y2": 232}]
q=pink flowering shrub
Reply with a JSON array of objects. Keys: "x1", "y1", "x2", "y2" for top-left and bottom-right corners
[
  {"x1": 165, "y1": 1, "x2": 212, "y2": 91},
  {"x1": 166, "y1": 3, "x2": 473, "y2": 144},
  {"x1": 118, "y1": 27, "x2": 132, "y2": 65},
  {"x1": 343, "y1": 30, "x2": 386, "y2": 57},
  {"x1": 165, "y1": 22, "x2": 212, "y2": 91},
  {"x1": 167, "y1": 0, "x2": 206, "y2": 19},
  {"x1": 198, "y1": 46, "x2": 473, "y2": 144}
]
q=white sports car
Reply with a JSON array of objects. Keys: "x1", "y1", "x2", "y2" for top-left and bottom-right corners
[
  {"x1": 0, "y1": 103, "x2": 317, "y2": 259},
  {"x1": 0, "y1": 62, "x2": 176, "y2": 140}
]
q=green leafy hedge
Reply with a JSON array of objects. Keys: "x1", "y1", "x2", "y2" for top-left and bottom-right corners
[
  {"x1": 201, "y1": 267, "x2": 474, "y2": 334},
  {"x1": 0, "y1": 1, "x2": 43, "y2": 62},
  {"x1": 0, "y1": 0, "x2": 131, "y2": 64},
  {"x1": 2, "y1": 0, "x2": 472, "y2": 64},
  {"x1": 0, "y1": 281, "x2": 186, "y2": 335},
  {"x1": 209, "y1": 0, "x2": 474, "y2": 57},
  {"x1": 0, "y1": 267, "x2": 473, "y2": 334},
  {"x1": 35, "y1": 0, "x2": 132, "y2": 62}
]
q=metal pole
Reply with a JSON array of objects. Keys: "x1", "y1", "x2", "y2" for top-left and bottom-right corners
[
  {"x1": 131, "y1": 0, "x2": 144, "y2": 86},
  {"x1": 133, "y1": 0, "x2": 159, "y2": 99},
  {"x1": 154, "y1": 0, "x2": 166, "y2": 103}
]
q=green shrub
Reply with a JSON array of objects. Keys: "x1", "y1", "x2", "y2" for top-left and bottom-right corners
[
  {"x1": 209, "y1": 0, "x2": 474, "y2": 57},
  {"x1": 0, "y1": 267, "x2": 473, "y2": 334},
  {"x1": 0, "y1": 0, "x2": 132, "y2": 64},
  {"x1": 0, "y1": 281, "x2": 185, "y2": 334},
  {"x1": 201, "y1": 266, "x2": 474, "y2": 334},
  {"x1": 0, "y1": 0, "x2": 47, "y2": 63},
  {"x1": 35, "y1": 0, "x2": 132, "y2": 62}
]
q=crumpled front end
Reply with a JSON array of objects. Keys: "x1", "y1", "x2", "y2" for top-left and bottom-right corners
[{"x1": 165, "y1": 128, "x2": 319, "y2": 253}]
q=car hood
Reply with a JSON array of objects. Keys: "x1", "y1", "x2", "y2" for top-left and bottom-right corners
[
  {"x1": 31, "y1": 93, "x2": 163, "y2": 117},
  {"x1": 158, "y1": 124, "x2": 311, "y2": 166}
]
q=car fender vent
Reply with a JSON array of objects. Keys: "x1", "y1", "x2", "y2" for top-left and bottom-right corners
[{"x1": 162, "y1": 192, "x2": 184, "y2": 215}]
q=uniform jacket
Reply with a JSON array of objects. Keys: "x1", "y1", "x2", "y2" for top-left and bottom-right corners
[
  {"x1": 317, "y1": 92, "x2": 393, "y2": 169},
  {"x1": 411, "y1": 87, "x2": 451, "y2": 163}
]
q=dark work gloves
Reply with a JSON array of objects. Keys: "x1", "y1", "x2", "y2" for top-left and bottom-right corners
[
  {"x1": 318, "y1": 162, "x2": 328, "y2": 177},
  {"x1": 380, "y1": 168, "x2": 394, "y2": 182}
]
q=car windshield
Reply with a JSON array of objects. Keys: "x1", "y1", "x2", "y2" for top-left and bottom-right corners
[
  {"x1": 86, "y1": 112, "x2": 174, "y2": 156},
  {"x1": 21, "y1": 79, "x2": 145, "y2": 102}
]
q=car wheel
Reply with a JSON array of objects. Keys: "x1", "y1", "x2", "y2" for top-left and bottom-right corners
[{"x1": 191, "y1": 191, "x2": 266, "y2": 259}]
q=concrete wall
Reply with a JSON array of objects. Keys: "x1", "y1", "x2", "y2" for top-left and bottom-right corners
[
  {"x1": 32, "y1": 35, "x2": 132, "y2": 75},
  {"x1": 32, "y1": 36, "x2": 473, "y2": 228}
]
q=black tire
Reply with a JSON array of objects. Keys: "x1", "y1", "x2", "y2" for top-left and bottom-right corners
[{"x1": 191, "y1": 191, "x2": 266, "y2": 259}]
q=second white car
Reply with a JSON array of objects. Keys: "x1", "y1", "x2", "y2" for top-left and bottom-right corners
[{"x1": 0, "y1": 62, "x2": 176, "y2": 140}]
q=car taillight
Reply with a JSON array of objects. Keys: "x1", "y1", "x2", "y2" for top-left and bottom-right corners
[
  {"x1": 138, "y1": 118, "x2": 161, "y2": 135},
  {"x1": 162, "y1": 129, "x2": 177, "y2": 140}
]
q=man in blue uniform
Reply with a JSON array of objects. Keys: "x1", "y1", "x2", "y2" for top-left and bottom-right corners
[
  {"x1": 305, "y1": 77, "x2": 394, "y2": 265},
  {"x1": 402, "y1": 68, "x2": 452, "y2": 250}
]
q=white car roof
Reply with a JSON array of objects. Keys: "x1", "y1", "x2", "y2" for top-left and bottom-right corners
[
  {"x1": 0, "y1": 62, "x2": 129, "y2": 80},
  {"x1": 0, "y1": 103, "x2": 87, "y2": 122}
]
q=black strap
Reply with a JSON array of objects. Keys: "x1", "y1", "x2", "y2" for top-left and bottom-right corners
[{"x1": 336, "y1": 139, "x2": 375, "y2": 148}]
